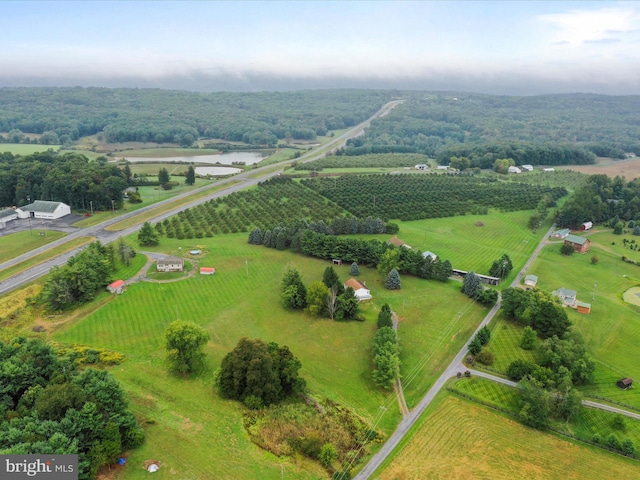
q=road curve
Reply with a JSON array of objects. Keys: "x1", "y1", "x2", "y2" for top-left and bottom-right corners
[{"x1": 0, "y1": 99, "x2": 403, "y2": 297}]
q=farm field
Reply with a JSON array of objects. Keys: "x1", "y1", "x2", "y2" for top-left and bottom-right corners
[
  {"x1": 51, "y1": 232, "x2": 489, "y2": 478},
  {"x1": 558, "y1": 158, "x2": 640, "y2": 179},
  {"x1": 396, "y1": 209, "x2": 553, "y2": 285},
  {"x1": 0, "y1": 230, "x2": 66, "y2": 264},
  {"x1": 376, "y1": 393, "x2": 639, "y2": 479},
  {"x1": 0, "y1": 143, "x2": 61, "y2": 155},
  {"x1": 512, "y1": 240, "x2": 640, "y2": 408}
]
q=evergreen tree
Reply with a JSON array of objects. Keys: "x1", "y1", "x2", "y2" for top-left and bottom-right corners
[
  {"x1": 158, "y1": 167, "x2": 170, "y2": 184},
  {"x1": 489, "y1": 254, "x2": 513, "y2": 279},
  {"x1": 322, "y1": 266, "x2": 341, "y2": 291},
  {"x1": 281, "y1": 268, "x2": 307, "y2": 309},
  {"x1": 137, "y1": 221, "x2": 159, "y2": 246},
  {"x1": 350, "y1": 262, "x2": 360, "y2": 276},
  {"x1": 385, "y1": 269, "x2": 401, "y2": 290},
  {"x1": 462, "y1": 271, "x2": 482, "y2": 298},
  {"x1": 185, "y1": 165, "x2": 196, "y2": 185},
  {"x1": 377, "y1": 303, "x2": 393, "y2": 328}
]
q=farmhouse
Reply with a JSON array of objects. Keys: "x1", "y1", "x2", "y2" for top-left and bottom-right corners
[
  {"x1": 388, "y1": 237, "x2": 412, "y2": 249},
  {"x1": 564, "y1": 234, "x2": 591, "y2": 253},
  {"x1": 553, "y1": 287, "x2": 577, "y2": 307},
  {"x1": 107, "y1": 280, "x2": 125, "y2": 294},
  {"x1": 199, "y1": 267, "x2": 215, "y2": 275},
  {"x1": 508, "y1": 166, "x2": 521, "y2": 173},
  {"x1": 550, "y1": 228, "x2": 570, "y2": 239},
  {"x1": 524, "y1": 274, "x2": 538, "y2": 287},
  {"x1": 521, "y1": 164, "x2": 533, "y2": 171},
  {"x1": 17, "y1": 200, "x2": 71, "y2": 220},
  {"x1": 422, "y1": 251, "x2": 438, "y2": 261},
  {"x1": 581, "y1": 221, "x2": 593, "y2": 231},
  {"x1": 157, "y1": 257, "x2": 184, "y2": 272},
  {"x1": 344, "y1": 278, "x2": 372, "y2": 301},
  {"x1": 617, "y1": 378, "x2": 633, "y2": 389}
]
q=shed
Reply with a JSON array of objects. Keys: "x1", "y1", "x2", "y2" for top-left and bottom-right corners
[
  {"x1": 332, "y1": 259, "x2": 343, "y2": 266},
  {"x1": 524, "y1": 274, "x2": 538, "y2": 287},
  {"x1": 344, "y1": 278, "x2": 372, "y2": 301},
  {"x1": 189, "y1": 249, "x2": 201, "y2": 255},
  {"x1": 521, "y1": 164, "x2": 533, "y2": 171},
  {"x1": 508, "y1": 166, "x2": 521, "y2": 174},
  {"x1": 17, "y1": 200, "x2": 71, "y2": 219},
  {"x1": 564, "y1": 234, "x2": 591, "y2": 254},
  {"x1": 575, "y1": 300, "x2": 591, "y2": 314},
  {"x1": 617, "y1": 378, "x2": 633, "y2": 389},
  {"x1": 199, "y1": 267, "x2": 215, "y2": 275},
  {"x1": 0, "y1": 208, "x2": 18, "y2": 223},
  {"x1": 415, "y1": 164, "x2": 429, "y2": 170},
  {"x1": 107, "y1": 280, "x2": 125, "y2": 294},
  {"x1": 581, "y1": 221, "x2": 593, "y2": 231}
]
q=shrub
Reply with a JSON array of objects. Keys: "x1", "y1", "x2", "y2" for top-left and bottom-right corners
[
  {"x1": 590, "y1": 255, "x2": 599, "y2": 264},
  {"x1": 507, "y1": 359, "x2": 536, "y2": 381},
  {"x1": 607, "y1": 433, "x2": 621, "y2": 450},
  {"x1": 319, "y1": 443, "x2": 338, "y2": 467},
  {"x1": 475, "y1": 350, "x2": 494, "y2": 365},
  {"x1": 560, "y1": 243, "x2": 574, "y2": 256},
  {"x1": 612, "y1": 414, "x2": 627, "y2": 431},
  {"x1": 520, "y1": 326, "x2": 537, "y2": 350}
]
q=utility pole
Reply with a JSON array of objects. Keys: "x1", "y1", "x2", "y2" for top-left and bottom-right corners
[{"x1": 111, "y1": 199, "x2": 115, "y2": 215}]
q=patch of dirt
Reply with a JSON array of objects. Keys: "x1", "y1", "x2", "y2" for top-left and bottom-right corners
[{"x1": 564, "y1": 158, "x2": 640, "y2": 179}]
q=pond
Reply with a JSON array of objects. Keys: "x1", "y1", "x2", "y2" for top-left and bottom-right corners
[
  {"x1": 195, "y1": 166, "x2": 242, "y2": 176},
  {"x1": 124, "y1": 151, "x2": 264, "y2": 165}
]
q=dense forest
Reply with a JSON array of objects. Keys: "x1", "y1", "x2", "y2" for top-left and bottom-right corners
[
  {"x1": 339, "y1": 92, "x2": 640, "y2": 163},
  {"x1": 0, "y1": 88, "x2": 391, "y2": 146},
  {"x1": 0, "y1": 151, "x2": 127, "y2": 209}
]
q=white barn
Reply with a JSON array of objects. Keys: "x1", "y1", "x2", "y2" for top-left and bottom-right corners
[
  {"x1": 508, "y1": 166, "x2": 522, "y2": 174},
  {"x1": 0, "y1": 208, "x2": 18, "y2": 225},
  {"x1": 521, "y1": 164, "x2": 533, "y2": 171},
  {"x1": 17, "y1": 201, "x2": 71, "y2": 220}
]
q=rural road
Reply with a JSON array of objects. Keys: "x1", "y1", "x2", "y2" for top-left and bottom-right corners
[
  {"x1": 354, "y1": 222, "x2": 558, "y2": 479},
  {"x1": 0, "y1": 100, "x2": 402, "y2": 297}
]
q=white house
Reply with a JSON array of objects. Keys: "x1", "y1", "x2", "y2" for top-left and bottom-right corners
[
  {"x1": 157, "y1": 257, "x2": 184, "y2": 272},
  {"x1": 415, "y1": 164, "x2": 429, "y2": 171},
  {"x1": 508, "y1": 166, "x2": 522, "y2": 174},
  {"x1": 521, "y1": 164, "x2": 533, "y2": 172},
  {"x1": 344, "y1": 278, "x2": 372, "y2": 301},
  {"x1": 17, "y1": 201, "x2": 71, "y2": 220}
]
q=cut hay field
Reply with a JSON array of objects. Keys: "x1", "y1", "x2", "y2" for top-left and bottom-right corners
[
  {"x1": 395, "y1": 209, "x2": 552, "y2": 286},
  {"x1": 377, "y1": 393, "x2": 639, "y2": 480},
  {"x1": 51, "y1": 232, "x2": 488, "y2": 478},
  {"x1": 0, "y1": 143, "x2": 61, "y2": 155},
  {"x1": 559, "y1": 158, "x2": 640, "y2": 179},
  {"x1": 515, "y1": 240, "x2": 640, "y2": 408}
]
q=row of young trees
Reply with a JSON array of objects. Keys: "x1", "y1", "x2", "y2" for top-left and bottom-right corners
[
  {"x1": 301, "y1": 174, "x2": 567, "y2": 221},
  {"x1": 0, "y1": 337, "x2": 143, "y2": 478},
  {"x1": 372, "y1": 305, "x2": 401, "y2": 389}
]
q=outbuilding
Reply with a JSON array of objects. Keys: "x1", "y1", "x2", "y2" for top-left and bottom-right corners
[
  {"x1": 550, "y1": 228, "x2": 571, "y2": 239},
  {"x1": 524, "y1": 274, "x2": 538, "y2": 288},
  {"x1": 199, "y1": 267, "x2": 215, "y2": 275},
  {"x1": 617, "y1": 378, "x2": 633, "y2": 389},
  {"x1": 344, "y1": 278, "x2": 372, "y2": 301},
  {"x1": 564, "y1": 234, "x2": 591, "y2": 254},
  {"x1": 521, "y1": 164, "x2": 533, "y2": 171},
  {"x1": 17, "y1": 200, "x2": 71, "y2": 220},
  {"x1": 508, "y1": 166, "x2": 522, "y2": 174},
  {"x1": 415, "y1": 164, "x2": 429, "y2": 170},
  {"x1": 581, "y1": 221, "x2": 593, "y2": 231},
  {"x1": 107, "y1": 280, "x2": 125, "y2": 294},
  {"x1": 575, "y1": 300, "x2": 591, "y2": 315},
  {"x1": 422, "y1": 251, "x2": 438, "y2": 261}
]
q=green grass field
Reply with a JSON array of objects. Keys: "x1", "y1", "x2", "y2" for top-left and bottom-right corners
[
  {"x1": 376, "y1": 393, "x2": 639, "y2": 479},
  {"x1": 0, "y1": 230, "x2": 66, "y2": 264},
  {"x1": 485, "y1": 315, "x2": 539, "y2": 373},
  {"x1": 0, "y1": 143, "x2": 61, "y2": 155}
]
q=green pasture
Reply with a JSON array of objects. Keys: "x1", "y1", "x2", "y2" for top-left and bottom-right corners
[
  {"x1": 520, "y1": 242, "x2": 640, "y2": 408},
  {"x1": 0, "y1": 143, "x2": 61, "y2": 155},
  {"x1": 485, "y1": 315, "x2": 539, "y2": 373},
  {"x1": 396, "y1": 209, "x2": 552, "y2": 285},
  {"x1": 0, "y1": 230, "x2": 66, "y2": 264},
  {"x1": 450, "y1": 376, "x2": 519, "y2": 411}
]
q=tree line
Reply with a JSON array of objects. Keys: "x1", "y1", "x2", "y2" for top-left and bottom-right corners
[
  {"x1": 0, "y1": 337, "x2": 143, "y2": 478},
  {"x1": 0, "y1": 151, "x2": 128, "y2": 210},
  {"x1": 0, "y1": 87, "x2": 390, "y2": 147}
]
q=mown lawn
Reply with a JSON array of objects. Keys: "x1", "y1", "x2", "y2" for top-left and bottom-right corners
[
  {"x1": 485, "y1": 315, "x2": 539, "y2": 373},
  {"x1": 0, "y1": 230, "x2": 66, "y2": 264},
  {"x1": 0, "y1": 143, "x2": 61, "y2": 155},
  {"x1": 376, "y1": 393, "x2": 639, "y2": 480}
]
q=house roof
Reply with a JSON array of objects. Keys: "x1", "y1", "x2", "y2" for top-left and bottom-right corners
[
  {"x1": 422, "y1": 251, "x2": 437, "y2": 259},
  {"x1": 0, "y1": 209, "x2": 16, "y2": 219},
  {"x1": 345, "y1": 278, "x2": 367, "y2": 291},
  {"x1": 565, "y1": 234, "x2": 589, "y2": 245},
  {"x1": 388, "y1": 237, "x2": 406, "y2": 247},
  {"x1": 524, "y1": 274, "x2": 538, "y2": 283},
  {"x1": 575, "y1": 300, "x2": 591, "y2": 308},
  {"x1": 157, "y1": 256, "x2": 183, "y2": 265},
  {"x1": 555, "y1": 287, "x2": 577, "y2": 299},
  {"x1": 551, "y1": 228, "x2": 570, "y2": 236},
  {"x1": 108, "y1": 280, "x2": 125, "y2": 289},
  {"x1": 200, "y1": 267, "x2": 215, "y2": 273},
  {"x1": 21, "y1": 200, "x2": 67, "y2": 213},
  {"x1": 619, "y1": 378, "x2": 633, "y2": 385}
]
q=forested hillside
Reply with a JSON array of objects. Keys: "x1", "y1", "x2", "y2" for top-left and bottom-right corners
[
  {"x1": 0, "y1": 88, "x2": 391, "y2": 146},
  {"x1": 340, "y1": 92, "x2": 640, "y2": 164}
]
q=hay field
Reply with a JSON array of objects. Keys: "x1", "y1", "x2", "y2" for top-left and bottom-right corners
[{"x1": 377, "y1": 395, "x2": 639, "y2": 480}]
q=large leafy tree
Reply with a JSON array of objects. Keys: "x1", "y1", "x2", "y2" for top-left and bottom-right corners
[
  {"x1": 489, "y1": 254, "x2": 513, "y2": 279},
  {"x1": 218, "y1": 338, "x2": 305, "y2": 407},
  {"x1": 281, "y1": 267, "x2": 307, "y2": 309},
  {"x1": 165, "y1": 321, "x2": 210, "y2": 374}
]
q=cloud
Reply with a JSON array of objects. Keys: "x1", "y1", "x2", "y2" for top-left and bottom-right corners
[{"x1": 539, "y1": 6, "x2": 639, "y2": 46}]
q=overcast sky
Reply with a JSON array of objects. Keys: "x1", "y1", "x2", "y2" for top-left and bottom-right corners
[{"x1": 2, "y1": 1, "x2": 640, "y2": 94}]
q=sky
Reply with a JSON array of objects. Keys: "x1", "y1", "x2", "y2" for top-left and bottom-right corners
[{"x1": 2, "y1": 0, "x2": 640, "y2": 95}]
